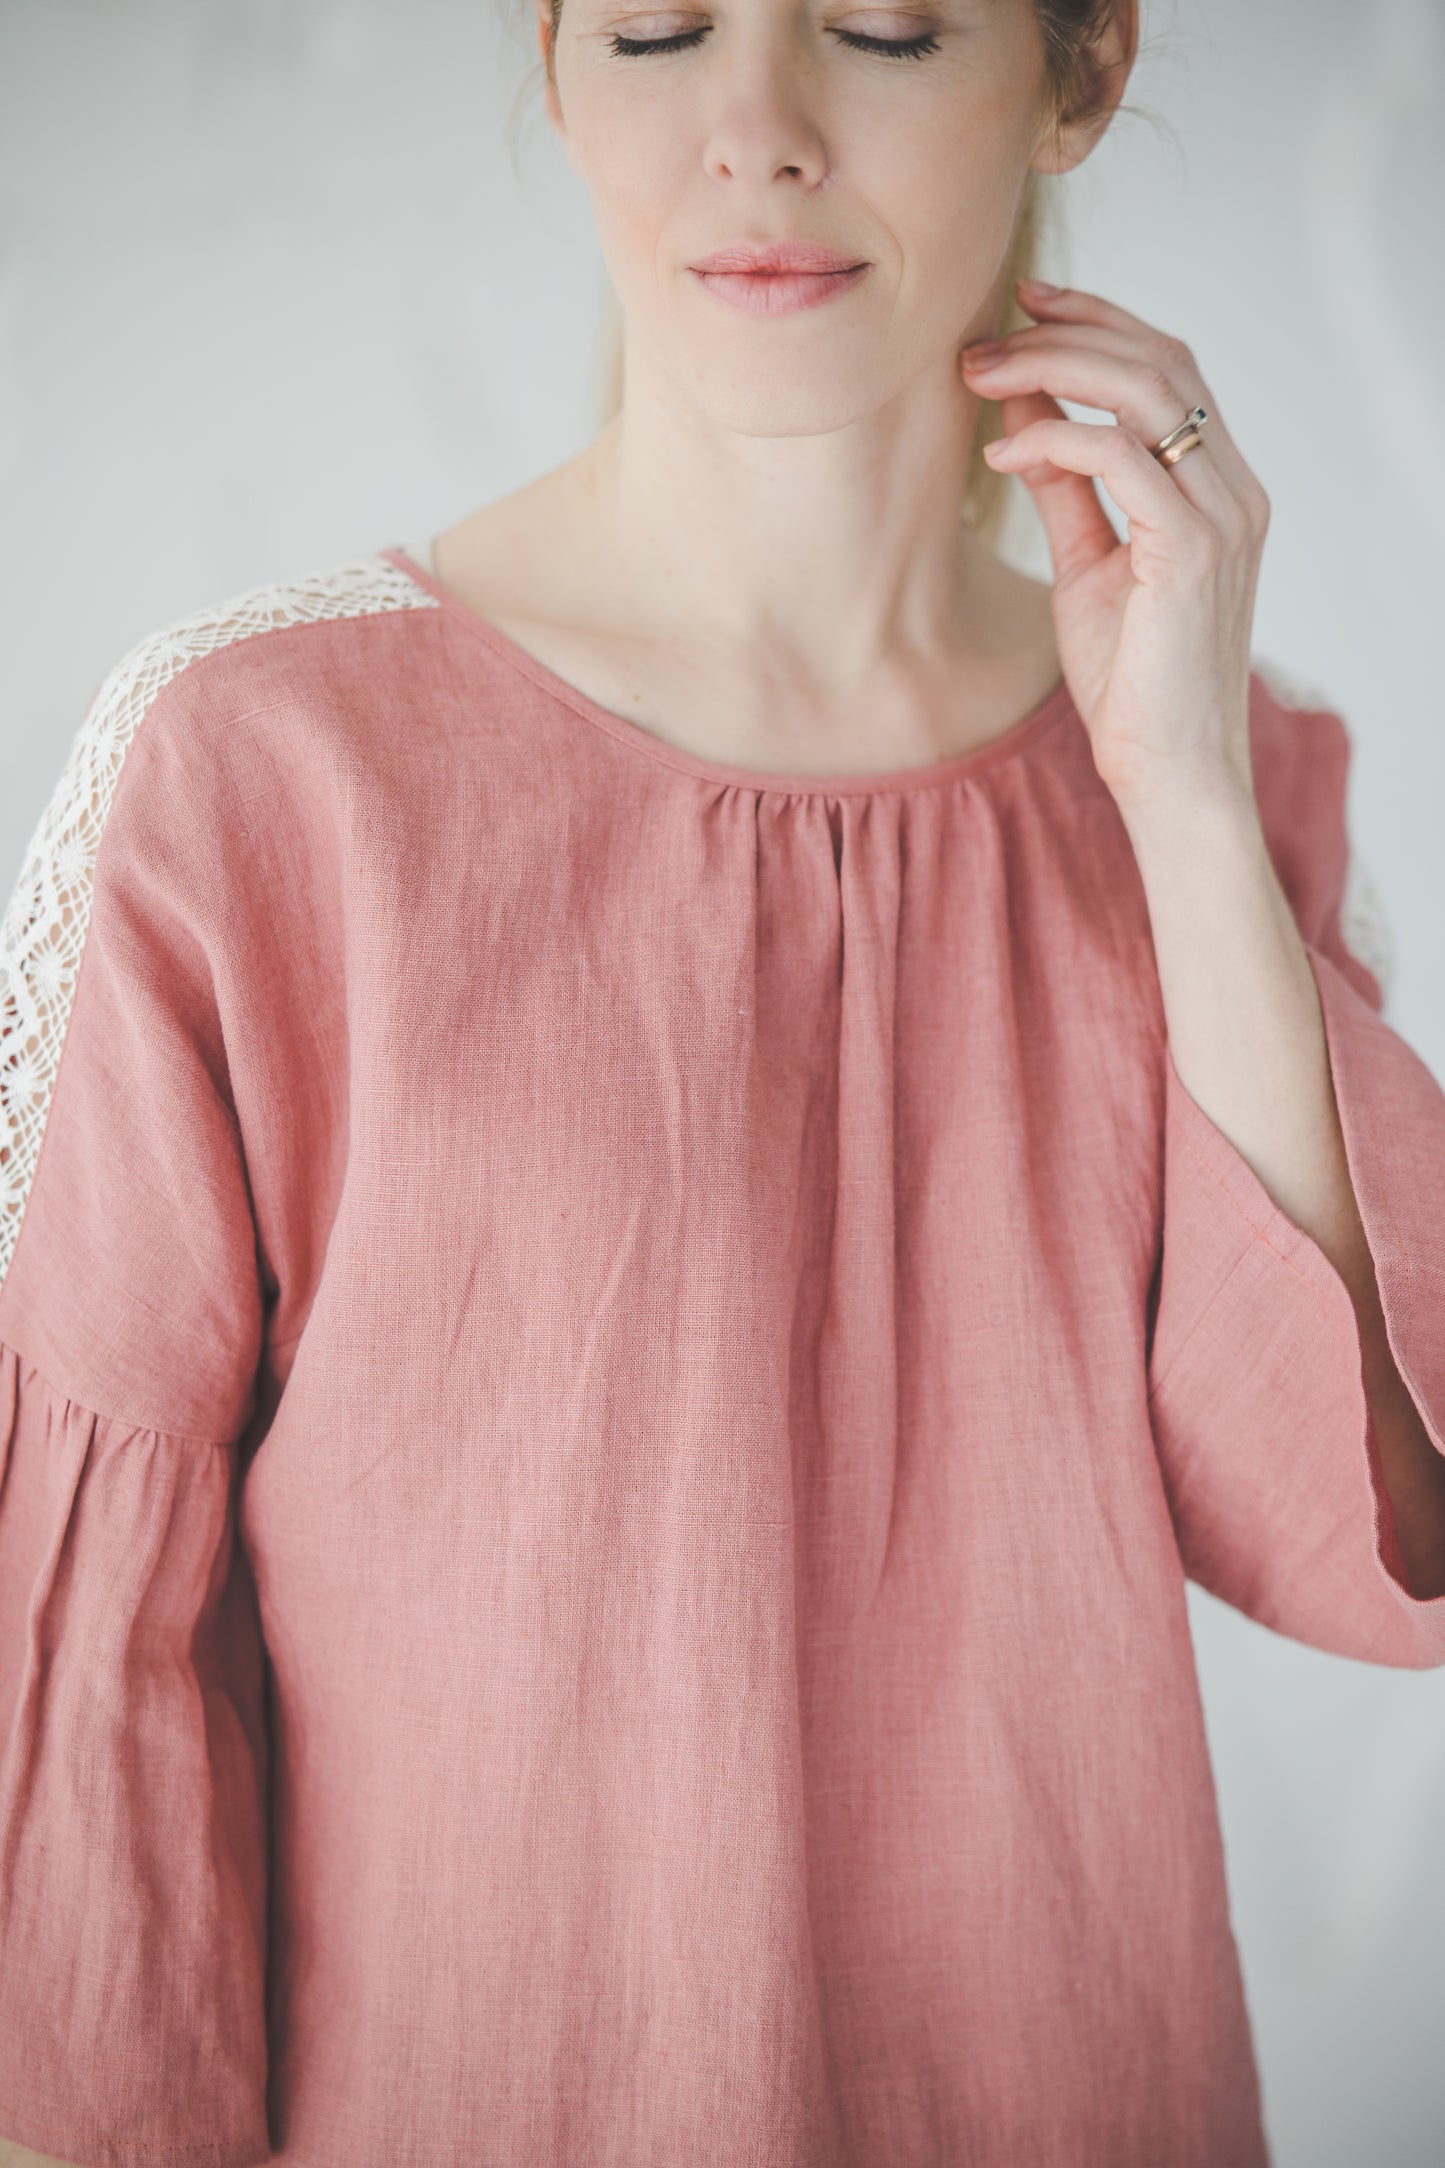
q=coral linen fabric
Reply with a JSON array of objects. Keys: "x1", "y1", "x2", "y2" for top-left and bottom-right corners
[{"x1": 1, "y1": 542, "x2": 1443, "y2": 2168}]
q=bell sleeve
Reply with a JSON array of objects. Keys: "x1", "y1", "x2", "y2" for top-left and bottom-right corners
[
  {"x1": 0, "y1": 648, "x2": 272, "y2": 2165},
  {"x1": 1146, "y1": 671, "x2": 1445, "y2": 1670}
]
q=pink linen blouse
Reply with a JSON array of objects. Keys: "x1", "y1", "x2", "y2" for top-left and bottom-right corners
[{"x1": 1, "y1": 540, "x2": 1443, "y2": 2168}]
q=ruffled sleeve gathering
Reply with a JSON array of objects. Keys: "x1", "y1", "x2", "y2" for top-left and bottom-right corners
[
  {"x1": 1147, "y1": 684, "x2": 1445, "y2": 1668},
  {"x1": 0, "y1": 1348, "x2": 269, "y2": 2168},
  {"x1": 4, "y1": 558, "x2": 1444, "y2": 2168},
  {"x1": 0, "y1": 650, "x2": 271, "y2": 2166}
]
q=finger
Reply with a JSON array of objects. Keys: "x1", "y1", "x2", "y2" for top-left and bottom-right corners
[
  {"x1": 982, "y1": 298, "x2": 1260, "y2": 499},
  {"x1": 984, "y1": 415, "x2": 1219, "y2": 582},
  {"x1": 983, "y1": 393, "x2": 1125, "y2": 585},
  {"x1": 964, "y1": 341, "x2": 1235, "y2": 522}
]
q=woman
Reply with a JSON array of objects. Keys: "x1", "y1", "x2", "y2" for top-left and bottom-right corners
[{"x1": 2, "y1": 2, "x2": 1443, "y2": 2164}]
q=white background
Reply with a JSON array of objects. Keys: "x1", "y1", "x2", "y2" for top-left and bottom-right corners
[{"x1": 1, "y1": 2, "x2": 1442, "y2": 2161}]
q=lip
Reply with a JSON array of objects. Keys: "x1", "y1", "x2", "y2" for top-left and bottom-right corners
[
  {"x1": 690, "y1": 241, "x2": 867, "y2": 275},
  {"x1": 690, "y1": 264, "x2": 870, "y2": 317},
  {"x1": 688, "y1": 244, "x2": 870, "y2": 319}
]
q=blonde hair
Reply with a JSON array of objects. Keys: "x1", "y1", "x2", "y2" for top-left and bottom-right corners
[{"x1": 509, "y1": 1, "x2": 1136, "y2": 556}]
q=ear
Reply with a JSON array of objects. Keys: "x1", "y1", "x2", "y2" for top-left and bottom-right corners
[{"x1": 1030, "y1": 0, "x2": 1140, "y2": 177}]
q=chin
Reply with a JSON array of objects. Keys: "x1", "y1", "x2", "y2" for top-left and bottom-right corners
[{"x1": 671, "y1": 358, "x2": 910, "y2": 439}]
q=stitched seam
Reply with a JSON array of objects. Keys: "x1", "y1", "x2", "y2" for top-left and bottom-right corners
[
  {"x1": 1147, "y1": 1118, "x2": 1335, "y2": 1409},
  {"x1": 0, "y1": 1334, "x2": 238, "y2": 1451},
  {"x1": 0, "y1": 555, "x2": 437, "y2": 1297},
  {"x1": 1173, "y1": 1116, "x2": 1323, "y2": 1291},
  {"x1": 1329, "y1": 955, "x2": 1414, "y2": 1343}
]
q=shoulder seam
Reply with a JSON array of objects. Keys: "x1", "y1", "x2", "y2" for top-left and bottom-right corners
[{"x1": 0, "y1": 553, "x2": 439, "y2": 1291}]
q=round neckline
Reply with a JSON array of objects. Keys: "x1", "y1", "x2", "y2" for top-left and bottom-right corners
[{"x1": 380, "y1": 542, "x2": 1078, "y2": 800}]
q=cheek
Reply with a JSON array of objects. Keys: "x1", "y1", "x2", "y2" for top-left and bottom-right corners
[
  {"x1": 563, "y1": 95, "x2": 692, "y2": 266},
  {"x1": 883, "y1": 107, "x2": 1037, "y2": 314}
]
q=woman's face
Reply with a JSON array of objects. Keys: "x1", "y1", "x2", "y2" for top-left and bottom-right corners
[{"x1": 539, "y1": 0, "x2": 1082, "y2": 438}]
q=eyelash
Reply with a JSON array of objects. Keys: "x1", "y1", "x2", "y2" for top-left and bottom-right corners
[{"x1": 606, "y1": 26, "x2": 941, "y2": 60}]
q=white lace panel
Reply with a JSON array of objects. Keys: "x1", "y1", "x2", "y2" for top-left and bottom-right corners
[
  {"x1": 0, "y1": 554, "x2": 440, "y2": 1291},
  {"x1": 1338, "y1": 843, "x2": 1398, "y2": 1013},
  {"x1": 1252, "y1": 656, "x2": 1397, "y2": 1015},
  {"x1": 0, "y1": 602, "x2": 1399, "y2": 1297}
]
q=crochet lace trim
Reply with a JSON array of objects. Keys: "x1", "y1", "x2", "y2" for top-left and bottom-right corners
[
  {"x1": 0, "y1": 555, "x2": 440, "y2": 1289},
  {"x1": 1252, "y1": 657, "x2": 1397, "y2": 1013},
  {"x1": 0, "y1": 604, "x2": 1399, "y2": 1294}
]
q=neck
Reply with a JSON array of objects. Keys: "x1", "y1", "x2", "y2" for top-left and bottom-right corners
[{"x1": 576, "y1": 346, "x2": 999, "y2": 696}]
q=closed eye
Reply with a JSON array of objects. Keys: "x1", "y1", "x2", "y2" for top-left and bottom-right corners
[
  {"x1": 834, "y1": 27, "x2": 941, "y2": 57},
  {"x1": 606, "y1": 26, "x2": 942, "y2": 59}
]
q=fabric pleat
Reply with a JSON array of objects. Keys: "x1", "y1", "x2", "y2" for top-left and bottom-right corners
[{"x1": 0, "y1": 545, "x2": 1441, "y2": 2167}]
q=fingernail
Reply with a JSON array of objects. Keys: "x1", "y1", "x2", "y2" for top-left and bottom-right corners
[{"x1": 1020, "y1": 278, "x2": 1060, "y2": 296}]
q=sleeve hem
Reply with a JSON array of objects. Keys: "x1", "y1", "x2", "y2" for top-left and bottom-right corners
[
  {"x1": 1154, "y1": 1042, "x2": 1351, "y2": 1392},
  {"x1": 1310, "y1": 944, "x2": 1445, "y2": 1457},
  {"x1": 1157, "y1": 961, "x2": 1445, "y2": 1632}
]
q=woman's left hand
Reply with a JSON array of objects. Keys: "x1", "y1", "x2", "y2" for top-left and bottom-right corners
[{"x1": 960, "y1": 279, "x2": 1271, "y2": 822}]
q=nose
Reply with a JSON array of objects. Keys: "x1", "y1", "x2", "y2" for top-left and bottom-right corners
[{"x1": 700, "y1": 54, "x2": 831, "y2": 193}]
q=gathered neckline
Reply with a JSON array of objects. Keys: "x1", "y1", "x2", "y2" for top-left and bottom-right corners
[{"x1": 380, "y1": 543, "x2": 1079, "y2": 801}]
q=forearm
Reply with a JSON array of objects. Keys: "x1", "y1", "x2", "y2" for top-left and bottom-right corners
[{"x1": 1123, "y1": 781, "x2": 1445, "y2": 1601}]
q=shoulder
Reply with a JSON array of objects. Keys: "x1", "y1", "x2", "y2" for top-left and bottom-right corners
[
  {"x1": 1, "y1": 552, "x2": 441, "y2": 1253},
  {"x1": 3, "y1": 548, "x2": 444, "y2": 1086},
  {"x1": 73, "y1": 549, "x2": 440, "y2": 808},
  {"x1": 10, "y1": 550, "x2": 443, "y2": 920}
]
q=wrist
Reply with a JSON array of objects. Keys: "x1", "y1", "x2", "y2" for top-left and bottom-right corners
[{"x1": 1115, "y1": 767, "x2": 1263, "y2": 868}]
